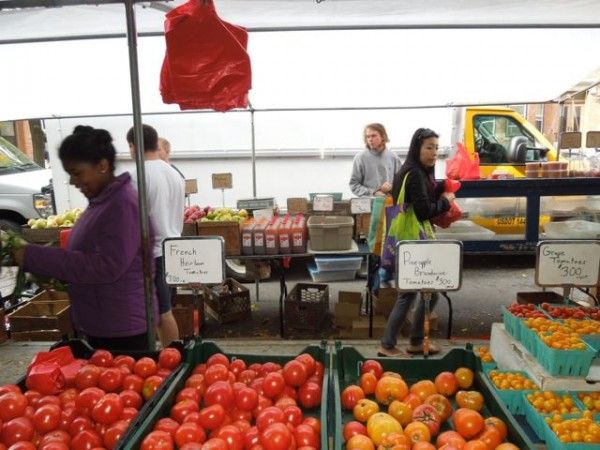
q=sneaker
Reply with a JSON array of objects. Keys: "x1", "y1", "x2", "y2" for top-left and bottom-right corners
[
  {"x1": 407, "y1": 342, "x2": 440, "y2": 354},
  {"x1": 377, "y1": 346, "x2": 402, "y2": 357}
]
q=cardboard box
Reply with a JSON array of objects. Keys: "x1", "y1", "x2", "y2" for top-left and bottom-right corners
[
  {"x1": 334, "y1": 291, "x2": 362, "y2": 327},
  {"x1": 354, "y1": 213, "x2": 371, "y2": 240},
  {"x1": 373, "y1": 288, "x2": 397, "y2": 318},
  {"x1": 197, "y1": 221, "x2": 241, "y2": 256},
  {"x1": 8, "y1": 300, "x2": 73, "y2": 340},
  {"x1": 351, "y1": 315, "x2": 386, "y2": 338}
]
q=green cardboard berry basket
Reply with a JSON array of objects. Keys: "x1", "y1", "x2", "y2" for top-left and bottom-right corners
[
  {"x1": 533, "y1": 333, "x2": 597, "y2": 377},
  {"x1": 522, "y1": 391, "x2": 584, "y2": 440},
  {"x1": 484, "y1": 369, "x2": 539, "y2": 415},
  {"x1": 542, "y1": 412, "x2": 600, "y2": 450}
]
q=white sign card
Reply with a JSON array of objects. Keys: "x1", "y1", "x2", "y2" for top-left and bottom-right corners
[
  {"x1": 350, "y1": 197, "x2": 372, "y2": 214},
  {"x1": 0, "y1": 266, "x2": 18, "y2": 298},
  {"x1": 253, "y1": 208, "x2": 274, "y2": 220},
  {"x1": 313, "y1": 195, "x2": 334, "y2": 212},
  {"x1": 163, "y1": 237, "x2": 225, "y2": 285},
  {"x1": 396, "y1": 241, "x2": 463, "y2": 291},
  {"x1": 536, "y1": 240, "x2": 600, "y2": 287}
]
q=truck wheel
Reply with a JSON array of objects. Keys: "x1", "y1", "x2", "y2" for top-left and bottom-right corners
[{"x1": 0, "y1": 219, "x2": 21, "y2": 233}]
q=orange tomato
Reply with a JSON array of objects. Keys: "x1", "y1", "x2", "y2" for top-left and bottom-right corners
[
  {"x1": 342, "y1": 385, "x2": 366, "y2": 410},
  {"x1": 410, "y1": 380, "x2": 437, "y2": 402},
  {"x1": 462, "y1": 440, "x2": 488, "y2": 450},
  {"x1": 434, "y1": 371, "x2": 458, "y2": 397},
  {"x1": 411, "y1": 442, "x2": 436, "y2": 450},
  {"x1": 403, "y1": 393, "x2": 423, "y2": 409},
  {"x1": 453, "y1": 408, "x2": 485, "y2": 439},
  {"x1": 361, "y1": 373, "x2": 378, "y2": 395},
  {"x1": 476, "y1": 427, "x2": 502, "y2": 450},
  {"x1": 424, "y1": 393, "x2": 453, "y2": 422},
  {"x1": 366, "y1": 413, "x2": 402, "y2": 445},
  {"x1": 454, "y1": 368, "x2": 474, "y2": 389},
  {"x1": 375, "y1": 376, "x2": 409, "y2": 405},
  {"x1": 382, "y1": 371, "x2": 403, "y2": 380},
  {"x1": 436, "y1": 430, "x2": 466, "y2": 449},
  {"x1": 455, "y1": 391, "x2": 484, "y2": 411},
  {"x1": 353, "y1": 398, "x2": 380, "y2": 423},
  {"x1": 404, "y1": 421, "x2": 431, "y2": 444},
  {"x1": 346, "y1": 434, "x2": 375, "y2": 450},
  {"x1": 483, "y1": 417, "x2": 508, "y2": 441},
  {"x1": 376, "y1": 432, "x2": 409, "y2": 450},
  {"x1": 387, "y1": 401, "x2": 412, "y2": 427},
  {"x1": 494, "y1": 444, "x2": 520, "y2": 450}
]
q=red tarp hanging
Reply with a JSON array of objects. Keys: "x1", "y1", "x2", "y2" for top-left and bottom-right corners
[{"x1": 160, "y1": 0, "x2": 251, "y2": 112}]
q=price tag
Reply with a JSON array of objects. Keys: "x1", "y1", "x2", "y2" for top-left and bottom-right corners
[
  {"x1": 559, "y1": 132, "x2": 582, "y2": 149},
  {"x1": 350, "y1": 197, "x2": 372, "y2": 214},
  {"x1": 185, "y1": 179, "x2": 198, "y2": 194},
  {"x1": 253, "y1": 209, "x2": 274, "y2": 220},
  {"x1": 287, "y1": 198, "x2": 308, "y2": 214},
  {"x1": 587, "y1": 131, "x2": 600, "y2": 148},
  {"x1": 312, "y1": 195, "x2": 334, "y2": 212},
  {"x1": 163, "y1": 237, "x2": 225, "y2": 285},
  {"x1": 536, "y1": 240, "x2": 600, "y2": 287},
  {"x1": 396, "y1": 241, "x2": 463, "y2": 291},
  {"x1": 212, "y1": 173, "x2": 232, "y2": 189}
]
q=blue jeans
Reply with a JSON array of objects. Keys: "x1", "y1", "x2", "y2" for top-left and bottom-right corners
[{"x1": 381, "y1": 291, "x2": 438, "y2": 349}]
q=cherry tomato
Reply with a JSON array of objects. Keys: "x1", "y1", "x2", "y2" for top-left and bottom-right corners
[
  {"x1": 68, "y1": 416, "x2": 94, "y2": 436},
  {"x1": 199, "y1": 438, "x2": 228, "y2": 450},
  {"x1": 259, "y1": 363, "x2": 281, "y2": 377},
  {"x1": 229, "y1": 359, "x2": 247, "y2": 379},
  {"x1": 58, "y1": 389, "x2": 78, "y2": 407},
  {"x1": 38, "y1": 442, "x2": 70, "y2": 450},
  {"x1": 204, "y1": 365, "x2": 229, "y2": 387},
  {"x1": 185, "y1": 375, "x2": 206, "y2": 398},
  {"x1": 57, "y1": 406, "x2": 77, "y2": 432},
  {"x1": 434, "y1": 371, "x2": 458, "y2": 396},
  {"x1": 293, "y1": 424, "x2": 318, "y2": 448},
  {"x1": 120, "y1": 407, "x2": 138, "y2": 421},
  {"x1": 244, "y1": 426, "x2": 260, "y2": 450},
  {"x1": 206, "y1": 354, "x2": 230, "y2": 368},
  {"x1": 343, "y1": 421, "x2": 367, "y2": 441},
  {"x1": 238, "y1": 370, "x2": 257, "y2": 386},
  {"x1": 90, "y1": 350, "x2": 114, "y2": 368},
  {"x1": 23, "y1": 390, "x2": 42, "y2": 408},
  {"x1": 39, "y1": 429, "x2": 71, "y2": 447},
  {"x1": 158, "y1": 348, "x2": 182, "y2": 370},
  {"x1": 341, "y1": 385, "x2": 365, "y2": 410},
  {"x1": 303, "y1": 417, "x2": 321, "y2": 436},
  {"x1": 295, "y1": 354, "x2": 316, "y2": 377},
  {"x1": 6, "y1": 441, "x2": 36, "y2": 450},
  {"x1": 282, "y1": 405, "x2": 303, "y2": 427}
]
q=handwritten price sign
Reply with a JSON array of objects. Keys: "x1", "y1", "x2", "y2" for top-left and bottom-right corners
[
  {"x1": 536, "y1": 241, "x2": 600, "y2": 287},
  {"x1": 163, "y1": 237, "x2": 225, "y2": 285}
]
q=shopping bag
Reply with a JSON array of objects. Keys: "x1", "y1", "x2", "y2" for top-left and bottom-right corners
[
  {"x1": 367, "y1": 195, "x2": 393, "y2": 255},
  {"x1": 160, "y1": 0, "x2": 251, "y2": 112},
  {"x1": 381, "y1": 175, "x2": 434, "y2": 270},
  {"x1": 446, "y1": 142, "x2": 481, "y2": 180},
  {"x1": 431, "y1": 179, "x2": 463, "y2": 228}
]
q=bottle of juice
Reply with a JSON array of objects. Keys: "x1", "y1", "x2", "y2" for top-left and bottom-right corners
[
  {"x1": 253, "y1": 218, "x2": 268, "y2": 255},
  {"x1": 241, "y1": 218, "x2": 256, "y2": 255},
  {"x1": 278, "y1": 214, "x2": 292, "y2": 254},
  {"x1": 292, "y1": 213, "x2": 307, "y2": 253},
  {"x1": 265, "y1": 216, "x2": 281, "y2": 255}
]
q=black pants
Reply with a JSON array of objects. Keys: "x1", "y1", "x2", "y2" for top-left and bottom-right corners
[{"x1": 86, "y1": 332, "x2": 149, "y2": 352}]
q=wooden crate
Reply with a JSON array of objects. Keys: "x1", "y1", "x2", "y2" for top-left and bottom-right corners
[
  {"x1": 21, "y1": 226, "x2": 61, "y2": 245},
  {"x1": 196, "y1": 221, "x2": 241, "y2": 256},
  {"x1": 203, "y1": 279, "x2": 250, "y2": 324},
  {"x1": 11, "y1": 330, "x2": 65, "y2": 341},
  {"x1": 8, "y1": 300, "x2": 72, "y2": 335},
  {"x1": 30, "y1": 289, "x2": 69, "y2": 302},
  {"x1": 181, "y1": 222, "x2": 197, "y2": 236}
]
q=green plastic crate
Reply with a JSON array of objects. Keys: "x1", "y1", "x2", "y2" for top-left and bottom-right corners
[
  {"x1": 332, "y1": 342, "x2": 535, "y2": 450},
  {"x1": 533, "y1": 333, "x2": 597, "y2": 377},
  {"x1": 522, "y1": 391, "x2": 584, "y2": 440},
  {"x1": 484, "y1": 369, "x2": 538, "y2": 415},
  {"x1": 121, "y1": 339, "x2": 330, "y2": 450},
  {"x1": 502, "y1": 306, "x2": 524, "y2": 340}
]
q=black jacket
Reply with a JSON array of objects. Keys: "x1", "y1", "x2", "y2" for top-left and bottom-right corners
[{"x1": 391, "y1": 166, "x2": 450, "y2": 223}]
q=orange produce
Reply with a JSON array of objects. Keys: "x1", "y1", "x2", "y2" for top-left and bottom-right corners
[
  {"x1": 476, "y1": 426, "x2": 502, "y2": 449},
  {"x1": 353, "y1": 398, "x2": 380, "y2": 423},
  {"x1": 366, "y1": 412, "x2": 402, "y2": 445},
  {"x1": 424, "y1": 393, "x2": 453, "y2": 421},
  {"x1": 455, "y1": 390, "x2": 484, "y2": 411},
  {"x1": 376, "y1": 432, "x2": 409, "y2": 450},
  {"x1": 387, "y1": 400, "x2": 413, "y2": 426},
  {"x1": 342, "y1": 385, "x2": 366, "y2": 410},
  {"x1": 382, "y1": 371, "x2": 403, "y2": 379},
  {"x1": 434, "y1": 371, "x2": 458, "y2": 396},
  {"x1": 454, "y1": 367, "x2": 474, "y2": 389},
  {"x1": 346, "y1": 434, "x2": 375, "y2": 450},
  {"x1": 412, "y1": 442, "x2": 436, "y2": 450},
  {"x1": 360, "y1": 372, "x2": 378, "y2": 395},
  {"x1": 494, "y1": 444, "x2": 519, "y2": 450},
  {"x1": 462, "y1": 440, "x2": 488, "y2": 450},
  {"x1": 403, "y1": 393, "x2": 423, "y2": 409},
  {"x1": 375, "y1": 376, "x2": 409, "y2": 405},
  {"x1": 453, "y1": 408, "x2": 485, "y2": 439},
  {"x1": 436, "y1": 430, "x2": 466, "y2": 448},
  {"x1": 483, "y1": 417, "x2": 507, "y2": 441},
  {"x1": 410, "y1": 380, "x2": 437, "y2": 402},
  {"x1": 404, "y1": 421, "x2": 431, "y2": 444}
]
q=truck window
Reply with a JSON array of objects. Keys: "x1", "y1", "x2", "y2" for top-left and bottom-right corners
[
  {"x1": 473, "y1": 115, "x2": 544, "y2": 164},
  {"x1": 0, "y1": 136, "x2": 39, "y2": 173}
]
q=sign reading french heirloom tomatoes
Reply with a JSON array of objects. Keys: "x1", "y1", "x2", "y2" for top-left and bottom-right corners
[
  {"x1": 140, "y1": 351, "x2": 324, "y2": 450},
  {"x1": 163, "y1": 237, "x2": 225, "y2": 285},
  {"x1": 0, "y1": 345, "x2": 182, "y2": 450},
  {"x1": 536, "y1": 240, "x2": 600, "y2": 287},
  {"x1": 396, "y1": 241, "x2": 463, "y2": 291},
  {"x1": 341, "y1": 359, "x2": 521, "y2": 449}
]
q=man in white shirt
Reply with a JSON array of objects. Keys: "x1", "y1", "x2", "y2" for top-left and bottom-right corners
[{"x1": 127, "y1": 125, "x2": 184, "y2": 346}]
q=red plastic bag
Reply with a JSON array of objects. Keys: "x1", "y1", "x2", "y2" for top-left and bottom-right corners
[
  {"x1": 432, "y1": 179, "x2": 463, "y2": 228},
  {"x1": 160, "y1": 0, "x2": 251, "y2": 112},
  {"x1": 27, "y1": 346, "x2": 75, "y2": 374},
  {"x1": 446, "y1": 143, "x2": 481, "y2": 180},
  {"x1": 26, "y1": 362, "x2": 65, "y2": 395}
]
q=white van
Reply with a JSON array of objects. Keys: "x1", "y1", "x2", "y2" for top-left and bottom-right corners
[{"x1": 0, "y1": 136, "x2": 55, "y2": 231}]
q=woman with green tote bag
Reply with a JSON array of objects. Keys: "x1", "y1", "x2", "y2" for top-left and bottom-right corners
[{"x1": 378, "y1": 128, "x2": 455, "y2": 356}]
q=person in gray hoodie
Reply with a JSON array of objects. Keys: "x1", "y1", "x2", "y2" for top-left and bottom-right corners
[{"x1": 349, "y1": 123, "x2": 401, "y2": 197}]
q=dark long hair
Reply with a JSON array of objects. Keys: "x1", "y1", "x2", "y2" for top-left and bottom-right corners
[{"x1": 58, "y1": 125, "x2": 116, "y2": 171}]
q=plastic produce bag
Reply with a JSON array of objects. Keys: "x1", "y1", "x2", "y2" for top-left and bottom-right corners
[
  {"x1": 160, "y1": 0, "x2": 251, "y2": 112},
  {"x1": 432, "y1": 179, "x2": 463, "y2": 228},
  {"x1": 25, "y1": 346, "x2": 76, "y2": 394},
  {"x1": 446, "y1": 143, "x2": 481, "y2": 180}
]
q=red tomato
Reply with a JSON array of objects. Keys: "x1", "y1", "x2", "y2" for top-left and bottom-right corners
[
  {"x1": 176, "y1": 387, "x2": 201, "y2": 406},
  {"x1": 91, "y1": 393, "x2": 123, "y2": 425},
  {"x1": 235, "y1": 387, "x2": 258, "y2": 412},
  {"x1": 6, "y1": 441, "x2": 36, "y2": 450},
  {"x1": 259, "y1": 363, "x2": 281, "y2": 377},
  {"x1": 295, "y1": 354, "x2": 316, "y2": 377},
  {"x1": 214, "y1": 425, "x2": 244, "y2": 450},
  {"x1": 231, "y1": 419, "x2": 251, "y2": 433},
  {"x1": 229, "y1": 408, "x2": 252, "y2": 423},
  {"x1": 302, "y1": 417, "x2": 320, "y2": 436},
  {"x1": 200, "y1": 437, "x2": 228, "y2": 450},
  {"x1": 154, "y1": 418, "x2": 180, "y2": 437},
  {"x1": 38, "y1": 442, "x2": 70, "y2": 450},
  {"x1": 0, "y1": 392, "x2": 28, "y2": 421},
  {"x1": 103, "y1": 420, "x2": 129, "y2": 450},
  {"x1": 90, "y1": 350, "x2": 114, "y2": 368},
  {"x1": 294, "y1": 424, "x2": 318, "y2": 448},
  {"x1": 23, "y1": 390, "x2": 42, "y2": 408},
  {"x1": 68, "y1": 416, "x2": 94, "y2": 436},
  {"x1": 262, "y1": 373, "x2": 285, "y2": 399},
  {"x1": 250, "y1": 378, "x2": 265, "y2": 396},
  {"x1": 452, "y1": 408, "x2": 484, "y2": 440},
  {"x1": 1, "y1": 417, "x2": 34, "y2": 447},
  {"x1": 424, "y1": 394, "x2": 453, "y2": 422},
  {"x1": 134, "y1": 358, "x2": 158, "y2": 379},
  {"x1": 206, "y1": 354, "x2": 230, "y2": 368},
  {"x1": 0, "y1": 385, "x2": 21, "y2": 397},
  {"x1": 282, "y1": 406, "x2": 303, "y2": 427},
  {"x1": 197, "y1": 404, "x2": 225, "y2": 431},
  {"x1": 32, "y1": 403, "x2": 62, "y2": 434},
  {"x1": 120, "y1": 407, "x2": 138, "y2": 421},
  {"x1": 274, "y1": 397, "x2": 296, "y2": 411},
  {"x1": 118, "y1": 390, "x2": 142, "y2": 410},
  {"x1": 75, "y1": 388, "x2": 105, "y2": 417},
  {"x1": 158, "y1": 348, "x2": 182, "y2": 370},
  {"x1": 343, "y1": 421, "x2": 367, "y2": 441},
  {"x1": 282, "y1": 361, "x2": 307, "y2": 388},
  {"x1": 58, "y1": 389, "x2": 78, "y2": 407},
  {"x1": 39, "y1": 429, "x2": 71, "y2": 447},
  {"x1": 238, "y1": 370, "x2": 257, "y2": 386},
  {"x1": 57, "y1": 406, "x2": 77, "y2": 432},
  {"x1": 140, "y1": 430, "x2": 174, "y2": 450},
  {"x1": 204, "y1": 365, "x2": 229, "y2": 387},
  {"x1": 253, "y1": 395, "x2": 273, "y2": 419},
  {"x1": 341, "y1": 385, "x2": 365, "y2": 410},
  {"x1": 436, "y1": 430, "x2": 466, "y2": 448},
  {"x1": 121, "y1": 374, "x2": 144, "y2": 394},
  {"x1": 313, "y1": 362, "x2": 324, "y2": 381},
  {"x1": 204, "y1": 381, "x2": 234, "y2": 410},
  {"x1": 259, "y1": 422, "x2": 292, "y2": 450},
  {"x1": 229, "y1": 359, "x2": 247, "y2": 379},
  {"x1": 256, "y1": 406, "x2": 285, "y2": 432},
  {"x1": 113, "y1": 355, "x2": 135, "y2": 372},
  {"x1": 412, "y1": 404, "x2": 442, "y2": 436},
  {"x1": 171, "y1": 399, "x2": 200, "y2": 424},
  {"x1": 244, "y1": 427, "x2": 260, "y2": 450},
  {"x1": 192, "y1": 364, "x2": 207, "y2": 375},
  {"x1": 360, "y1": 360, "x2": 383, "y2": 379},
  {"x1": 37, "y1": 396, "x2": 62, "y2": 409},
  {"x1": 142, "y1": 376, "x2": 164, "y2": 401},
  {"x1": 98, "y1": 368, "x2": 123, "y2": 393},
  {"x1": 434, "y1": 372, "x2": 458, "y2": 397},
  {"x1": 297, "y1": 382, "x2": 321, "y2": 409},
  {"x1": 174, "y1": 422, "x2": 206, "y2": 448}
]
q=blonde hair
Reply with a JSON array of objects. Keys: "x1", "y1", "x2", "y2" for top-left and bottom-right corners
[
  {"x1": 363, "y1": 123, "x2": 389, "y2": 148},
  {"x1": 158, "y1": 137, "x2": 171, "y2": 156}
]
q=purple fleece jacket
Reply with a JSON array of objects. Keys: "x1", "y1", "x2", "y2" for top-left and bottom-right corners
[{"x1": 24, "y1": 172, "x2": 159, "y2": 337}]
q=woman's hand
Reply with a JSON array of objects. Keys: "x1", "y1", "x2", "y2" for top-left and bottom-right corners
[
  {"x1": 442, "y1": 192, "x2": 456, "y2": 202},
  {"x1": 13, "y1": 247, "x2": 26, "y2": 267},
  {"x1": 379, "y1": 181, "x2": 392, "y2": 193}
]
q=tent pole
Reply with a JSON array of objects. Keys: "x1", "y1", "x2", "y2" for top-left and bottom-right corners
[
  {"x1": 250, "y1": 103, "x2": 257, "y2": 197},
  {"x1": 124, "y1": 0, "x2": 156, "y2": 350}
]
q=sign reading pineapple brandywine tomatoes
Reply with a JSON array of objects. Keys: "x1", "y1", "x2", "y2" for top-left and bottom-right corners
[
  {"x1": 536, "y1": 240, "x2": 600, "y2": 287},
  {"x1": 162, "y1": 237, "x2": 225, "y2": 285},
  {"x1": 396, "y1": 240, "x2": 463, "y2": 291}
]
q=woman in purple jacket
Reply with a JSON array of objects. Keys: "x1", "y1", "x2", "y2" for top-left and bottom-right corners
[{"x1": 15, "y1": 126, "x2": 158, "y2": 351}]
